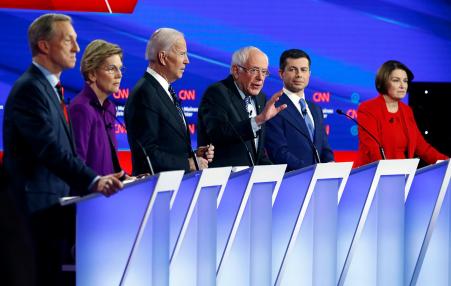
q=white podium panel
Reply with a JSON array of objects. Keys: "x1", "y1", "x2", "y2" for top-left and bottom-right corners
[
  {"x1": 216, "y1": 165, "x2": 286, "y2": 286},
  {"x1": 406, "y1": 160, "x2": 451, "y2": 286},
  {"x1": 338, "y1": 159, "x2": 418, "y2": 286},
  {"x1": 170, "y1": 167, "x2": 232, "y2": 286},
  {"x1": 76, "y1": 171, "x2": 184, "y2": 286},
  {"x1": 273, "y1": 162, "x2": 352, "y2": 286}
]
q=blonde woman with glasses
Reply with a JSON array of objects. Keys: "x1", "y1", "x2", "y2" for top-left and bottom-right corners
[{"x1": 69, "y1": 39, "x2": 126, "y2": 182}]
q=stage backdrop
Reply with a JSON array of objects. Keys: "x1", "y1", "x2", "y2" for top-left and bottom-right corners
[{"x1": 0, "y1": 0, "x2": 450, "y2": 154}]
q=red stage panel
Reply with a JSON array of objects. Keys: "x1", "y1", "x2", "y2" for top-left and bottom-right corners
[
  {"x1": 118, "y1": 150, "x2": 132, "y2": 175},
  {"x1": 0, "y1": 0, "x2": 137, "y2": 13},
  {"x1": 334, "y1": 150, "x2": 357, "y2": 164}
]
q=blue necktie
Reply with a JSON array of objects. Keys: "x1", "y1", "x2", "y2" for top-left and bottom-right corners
[
  {"x1": 299, "y1": 98, "x2": 314, "y2": 141},
  {"x1": 168, "y1": 85, "x2": 186, "y2": 126}
]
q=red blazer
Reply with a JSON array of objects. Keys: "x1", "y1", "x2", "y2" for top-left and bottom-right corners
[{"x1": 354, "y1": 95, "x2": 448, "y2": 167}]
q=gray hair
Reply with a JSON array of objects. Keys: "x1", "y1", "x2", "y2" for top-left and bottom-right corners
[
  {"x1": 145, "y1": 28, "x2": 184, "y2": 62},
  {"x1": 28, "y1": 13, "x2": 72, "y2": 57},
  {"x1": 230, "y1": 46, "x2": 268, "y2": 74}
]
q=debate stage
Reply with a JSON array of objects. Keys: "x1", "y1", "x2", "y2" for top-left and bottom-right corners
[{"x1": 68, "y1": 159, "x2": 450, "y2": 285}]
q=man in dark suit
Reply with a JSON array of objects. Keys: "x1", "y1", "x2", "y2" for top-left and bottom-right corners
[
  {"x1": 2, "y1": 14, "x2": 123, "y2": 286},
  {"x1": 198, "y1": 46, "x2": 286, "y2": 168},
  {"x1": 125, "y1": 28, "x2": 213, "y2": 175},
  {"x1": 0, "y1": 163, "x2": 35, "y2": 286},
  {"x1": 265, "y1": 49, "x2": 334, "y2": 171}
]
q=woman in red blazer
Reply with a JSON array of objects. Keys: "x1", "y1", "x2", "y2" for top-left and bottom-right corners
[{"x1": 354, "y1": 60, "x2": 448, "y2": 167}]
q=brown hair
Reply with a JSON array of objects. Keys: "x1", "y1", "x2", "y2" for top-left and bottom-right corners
[
  {"x1": 28, "y1": 13, "x2": 72, "y2": 57},
  {"x1": 375, "y1": 60, "x2": 414, "y2": 94}
]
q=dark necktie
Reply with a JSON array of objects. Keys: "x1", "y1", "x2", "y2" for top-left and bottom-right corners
[
  {"x1": 299, "y1": 98, "x2": 314, "y2": 141},
  {"x1": 55, "y1": 81, "x2": 69, "y2": 124},
  {"x1": 168, "y1": 85, "x2": 186, "y2": 125},
  {"x1": 244, "y1": 95, "x2": 253, "y2": 117}
]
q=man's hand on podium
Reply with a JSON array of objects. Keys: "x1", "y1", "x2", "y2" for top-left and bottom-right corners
[{"x1": 95, "y1": 171, "x2": 124, "y2": 196}]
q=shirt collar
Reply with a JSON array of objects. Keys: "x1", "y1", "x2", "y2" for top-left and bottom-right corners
[
  {"x1": 284, "y1": 87, "x2": 308, "y2": 106},
  {"x1": 284, "y1": 87, "x2": 305, "y2": 100},
  {"x1": 233, "y1": 81, "x2": 248, "y2": 100},
  {"x1": 32, "y1": 61, "x2": 60, "y2": 88},
  {"x1": 147, "y1": 66, "x2": 170, "y2": 95}
]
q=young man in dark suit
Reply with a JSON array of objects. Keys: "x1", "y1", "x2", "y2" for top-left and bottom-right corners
[
  {"x1": 265, "y1": 49, "x2": 334, "y2": 171},
  {"x1": 125, "y1": 28, "x2": 214, "y2": 175},
  {"x1": 2, "y1": 14, "x2": 123, "y2": 285},
  {"x1": 197, "y1": 46, "x2": 286, "y2": 168}
]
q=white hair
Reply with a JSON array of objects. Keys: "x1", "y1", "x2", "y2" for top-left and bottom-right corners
[
  {"x1": 145, "y1": 28, "x2": 184, "y2": 61},
  {"x1": 230, "y1": 46, "x2": 268, "y2": 74}
]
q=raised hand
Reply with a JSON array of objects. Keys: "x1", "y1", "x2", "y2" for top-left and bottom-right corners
[{"x1": 255, "y1": 90, "x2": 287, "y2": 125}]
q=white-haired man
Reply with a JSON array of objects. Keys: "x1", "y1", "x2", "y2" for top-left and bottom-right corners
[
  {"x1": 125, "y1": 28, "x2": 213, "y2": 174},
  {"x1": 198, "y1": 46, "x2": 286, "y2": 167}
]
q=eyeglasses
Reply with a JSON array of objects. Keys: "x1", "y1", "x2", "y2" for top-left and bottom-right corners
[
  {"x1": 103, "y1": 64, "x2": 125, "y2": 75},
  {"x1": 237, "y1": 65, "x2": 270, "y2": 77}
]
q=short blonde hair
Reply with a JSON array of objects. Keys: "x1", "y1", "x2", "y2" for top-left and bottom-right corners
[{"x1": 80, "y1": 39, "x2": 123, "y2": 81}]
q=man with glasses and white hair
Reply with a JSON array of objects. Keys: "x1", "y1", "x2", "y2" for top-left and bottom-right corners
[
  {"x1": 125, "y1": 28, "x2": 214, "y2": 175},
  {"x1": 198, "y1": 46, "x2": 286, "y2": 167}
]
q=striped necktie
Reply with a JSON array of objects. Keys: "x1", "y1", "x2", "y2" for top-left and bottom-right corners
[
  {"x1": 168, "y1": 85, "x2": 186, "y2": 126},
  {"x1": 55, "y1": 81, "x2": 69, "y2": 124},
  {"x1": 299, "y1": 98, "x2": 314, "y2": 141}
]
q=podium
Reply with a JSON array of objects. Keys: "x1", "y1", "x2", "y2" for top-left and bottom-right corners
[
  {"x1": 72, "y1": 160, "x2": 451, "y2": 285},
  {"x1": 76, "y1": 171, "x2": 184, "y2": 286},
  {"x1": 272, "y1": 162, "x2": 353, "y2": 285},
  {"x1": 169, "y1": 167, "x2": 232, "y2": 286},
  {"x1": 216, "y1": 164, "x2": 286, "y2": 286},
  {"x1": 337, "y1": 159, "x2": 419, "y2": 286},
  {"x1": 405, "y1": 160, "x2": 451, "y2": 285}
]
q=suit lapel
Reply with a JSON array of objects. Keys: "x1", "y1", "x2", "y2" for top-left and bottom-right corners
[
  {"x1": 278, "y1": 94, "x2": 313, "y2": 142},
  {"x1": 144, "y1": 73, "x2": 189, "y2": 142},
  {"x1": 224, "y1": 76, "x2": 250, "y2": 122},
  {"x1": 223, "y1": 76, "x2": 259, "y2": 159},
  {"x1": 31, "y1": 65, "x2": 76, "y2": 151}
]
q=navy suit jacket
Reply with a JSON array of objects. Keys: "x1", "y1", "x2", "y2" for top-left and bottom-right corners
[
  {"x1": 197, "y1": 75, "x2": 271, "y2": 167},
  {"x1": 265, "y1": 93, "x2": 334, "y2": 171},
  {"x1": 124, "y1": 72, "x2": 192, "y2": 175},
  {"x1": 2, "y1": 64, "x2": 97, "y2": 214}
]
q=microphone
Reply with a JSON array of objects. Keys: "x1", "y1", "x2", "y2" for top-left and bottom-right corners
[
  {"x1": 226, "y1": 119, "x2": 255, "y2": 167},
  {"x1": 190, "y1": 149, "x2": 200, "y2": 171},
  {"x1": 107, "y1": 108, "x2": 155, "y2": 176},
  {"x1": 135, "y1": 139, "x2": 155, "y2": 176},
  {"x1": 336, "y1": 109, "x2": 386, "y2": 160}
]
